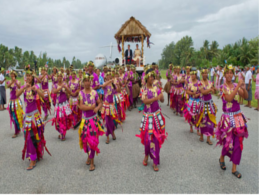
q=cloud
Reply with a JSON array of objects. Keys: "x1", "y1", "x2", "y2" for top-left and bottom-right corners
[{"x1": 0, "y1": 0, "x2": 258, "y2": 64}]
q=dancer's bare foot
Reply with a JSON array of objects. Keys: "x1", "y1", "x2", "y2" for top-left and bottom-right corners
[
  {"x1": 190, "y1": 126, "x2": 193, "y2": 133},
  {"x1": 143, "y1": 156, "x2": 148, "y2": 166},
  {"x1": 89, "y1": 164, "x2": 95, "y2": 171},
  {"x1": 153, "y1": 164, "x2": 159, "y2": 172},
  {"x1": 27, "y1": 161, "x2": 36, "y2": 170},
  {"x1": 12, "y1": 134, "x2": 18, "y2": 138},
  {"x1": 197, "y1": 131, "x2": 201, "y2": 136},
  {"x1": 86, "y1": 158, "x2": 91, "y2": 165}
]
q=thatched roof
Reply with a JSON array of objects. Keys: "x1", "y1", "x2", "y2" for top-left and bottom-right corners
[{"x1": 114, "y1": 16, "x2": 151, "y2": 40}]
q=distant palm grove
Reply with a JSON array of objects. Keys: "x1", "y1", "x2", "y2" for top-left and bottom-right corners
[
  {"x1": 0, "y1": 44, "x2": 85, "y2": 70},
  {"x1": 159, "y1": 36, "x2": 259, "y2": 69}
]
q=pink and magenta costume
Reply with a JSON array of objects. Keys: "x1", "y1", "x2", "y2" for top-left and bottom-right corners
[
  {"x1": 69, "y1": 79, "x2": 81, "y2": 126},
  {"x1": 197, "y1": 80, "x2": 217, "y2": 137},
  {"x1": 78, "y1": 89, "x2": 105, "y2": 159},
  {"x1": 101, "y1": 84, "x2": 121, "y2": 136},
  {"x1": 183, "y1": 81, "x2": 202, "y2": 129},
  {"x1": 7, "y1": 80, "x2": 24, "y2": 135},
  {"x1": 215, "y1": 83, "x2": 248, "y2": 165},
  {"x1": 136, "y1": 86, "x2": 167, "y2": 166},
  {"x1": 41, "y1": 75, "x2": 51, "y2": 117},
  {"x1": 22, "y1": 84, "x2": 50, "y2": 161},
  {"x1": 51, "y1": 83, "x2": 74, "y2": 139}
]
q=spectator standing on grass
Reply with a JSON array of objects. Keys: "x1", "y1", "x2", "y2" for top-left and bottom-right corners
[
  {"x1": 0, "y1": 67, "x2": 6, "y2": 111},
  {"x1": 197, "y1": 68, "x2": 201, "y2": 81},
  {"x1": 252, "y1": 67, "x2": 259, "y2": 111},
  {"x1": 238, "y1": 66, "x2": 245, "y2": 104},
  {"x1": 210, "y1": 66, "x2": 215, "y2": 82},
  {"x1": 245, "y1": 64, "x2": 252, "y2": 108}
]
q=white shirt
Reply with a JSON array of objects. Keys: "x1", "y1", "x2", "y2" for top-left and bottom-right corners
[
  {"x1": 232, "y1": 72, "x2": 236, "y2": 80},
  {"x1": 197, "y1": 70, "x2": 200, "y2": 77},
  {"x1": 0, "y1": 73, "x2": 5, "y2": 86},
  {"x1": 245, "y1": 70, "x2": 252, "y2": 84},
  {"x1": 219, "y1": 71, "x2": 223, "y2": 81},
  {"x1": 210, "y1": 68, "x2": 214, "y2": 76}
]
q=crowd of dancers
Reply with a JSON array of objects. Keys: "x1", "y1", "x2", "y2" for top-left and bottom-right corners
[{"x1": 5, "y1": 62, "x2": 249, "y2": 178}]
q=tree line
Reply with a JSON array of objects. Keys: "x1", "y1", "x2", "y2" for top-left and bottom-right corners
[
  {"x1": 0, "y1": 44, "x2": 86, "y2": 70},
  {"x1": 159, "y1": 36, "x2": 259, "y2": 69}
]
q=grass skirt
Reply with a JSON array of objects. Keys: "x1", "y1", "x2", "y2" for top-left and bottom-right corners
[
  {"x1": 197, "y1": 99, "x2": 217, "y2": 136},
  {"x1": 183, "y1": 97, "x2": 201, "y2": 128},
  {"x1": 41, "y1": 90, "x2": 51, "y2": 116},
  {"x1": 215, "y1": 110, "x2": 248, "y2": 164},
  {"x1": 132, "y1": 83, "x2": 140, "y2": 99},
  {"x1": 22, "y1": 110, "x2": 51, "y2": 161},
  {"x1": 51, "y1": 101, "x2": 74, "y2": 137},
  {"x1": 136, "y1": 109, "x2": 168, "y2": 165},
  {"x1": 70, "y1": 96, "x2": 82, "y2": 126},
  {"x1": 7, "y1": 98, "x2": 24, "y2": 135},
  {"x1": 78, "y1": 115, "x2": 105, "y2": 158},
  {"x1": 164, "y1": 81, "x2": 171, "y2": 94}
]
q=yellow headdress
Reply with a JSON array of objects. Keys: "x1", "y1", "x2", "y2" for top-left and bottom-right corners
[
  {"x1": 83, "y1": 74, "x2": 94, "y2": 81},
  {"x1": 224, "y1": 64, "x2": 235, "y2": 74},
  {"x1": 10, "y1": 70, "x2": 17, "y2": 76},
  {"x1": 88, "y1": 61, "x2": 95, "y2": 67},
  {"x1": 145, "y1": 70, "x2": 156, "y2": 80},
  {"x1": 57, "y1": 71, "x2": 63, "y2": 76}
]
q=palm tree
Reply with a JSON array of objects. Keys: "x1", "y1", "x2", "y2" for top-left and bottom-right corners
[
  {"x1": 239, "y1": 43, "x2": 253, "y2": 66},
  {"x1": 209, "y1": 40, "x2": 219, "y2": 59},
  {"x1": 200, "y1": 40, "x2": 210, "y2": 60}
]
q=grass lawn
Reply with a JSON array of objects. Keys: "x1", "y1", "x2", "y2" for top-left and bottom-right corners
[{"x1": 160, "y1": 69, "x2": 258, "y2": 108}]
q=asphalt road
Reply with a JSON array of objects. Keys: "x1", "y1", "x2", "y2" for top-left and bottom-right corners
[{"x1": 0, "y1": 80, "x2": 258, "y2": 193}]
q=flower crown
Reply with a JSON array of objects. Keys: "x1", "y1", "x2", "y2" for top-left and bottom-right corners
[
  {"x1": 145, "y1": 70, "x2": 156, "y2": 80},
  {"x1": 83, "y1": 74, "x2": 94, "y2": 81},
  {"x1": 224, "y1": 64, "x2": 235, "y2": 74},
  {"x1": 10, "y1": 70, "x2": 17, "y2": 76},
  {"x1": 201, "y1": 68, "x2": 208, "y2": 73}
]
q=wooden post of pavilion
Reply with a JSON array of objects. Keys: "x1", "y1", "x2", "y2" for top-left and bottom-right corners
[
  {"x1": 141, "y1": 35, "x2": 144, "y2": 59},
  {"x1": 122, "y1": 36, "x2": 124, "y2": 64}
]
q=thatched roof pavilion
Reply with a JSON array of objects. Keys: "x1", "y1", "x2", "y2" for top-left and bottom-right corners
[{"x1": 114, "y1": 16, "x2": 151, "y2": 60}]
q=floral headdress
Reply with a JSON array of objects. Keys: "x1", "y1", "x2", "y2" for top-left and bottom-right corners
[
  {"x1": 190, "y1": 67, "x2": 197, "y2": 75},
  {"x1": 201, "y1": 68, "x2": 208, "y2": 73},
  {"x1": 57, "y1": 71, "x2": 63, "y2": 76},
  {"x1": 10, "y1": 69, "x2": 17, "y2": 76},
  {"x1": 83, "y1": 73, "x2": 94, "y2": 81},
  {"x1": 88, "y1": 61, "x2": 95, "y2": 67},
  {"x1": 224, "y1": 64, "x2": 235, "y2": 74},
  {"x1": 145, "y1": 69, "x2": 156, "y2": 80}
]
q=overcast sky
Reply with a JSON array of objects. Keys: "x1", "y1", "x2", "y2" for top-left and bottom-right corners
[{"x1": 0, "y1": 0, "x2": 258, "y2": 64}]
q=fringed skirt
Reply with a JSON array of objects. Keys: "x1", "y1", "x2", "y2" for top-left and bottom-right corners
[
  {"x1": 170, "y1": 86, "x2": 176, "y2": 111},
  {"x1": 197, "y1": 99, "x2": 217, "y2": 136},
  {"x1": 174, "y1": 87, "x2": 185, "y2": 116},
  {"x1": 132, "y1": 83, "x2": 140, "y2": 99},
  {"x1": 51, "y1": 92, "x2": 57, "y2": 106},
  {"x1": 22, "y1": 110, "x2": 51, "y2": 161},
  {"x1": 215, "y1": 110, "x2": 248, "y2": 165},
  {"x1": 114, "y1": 93, "x2": 126, "y2": 122},
  {"x1": 121, "y1": 86, "x2": 130, "y2": 110},
  {"x1": 70, "y1": 96, "x2": 82, "y2": 126},
  {"x1": 183, "y1": 97, "x2": 201, "y2": 128},
  {"x1": 136, "y1": 109, "x2": 168, "y2": 165},
  {"x1": 164, "y1": 81, "x2": 171, "y2": 94},
  {"x1": 51, "y1": 101, "x2": 74, "y2": 138},
  {"x1": 101, "y1": 102, "x2": 121, "y2": 136},
  {"x1": 7, "y1": 99, "x2": 24, "y2": 135},
  {"x1": 36, "y1": 94, "x2": 41, "y2": 115},
  {"x1": 78, "y1": 115, "x2": 105, "y2": 158},
  {"x1": 41, "y1": 90, "x2": 51, "y2": 116}
]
